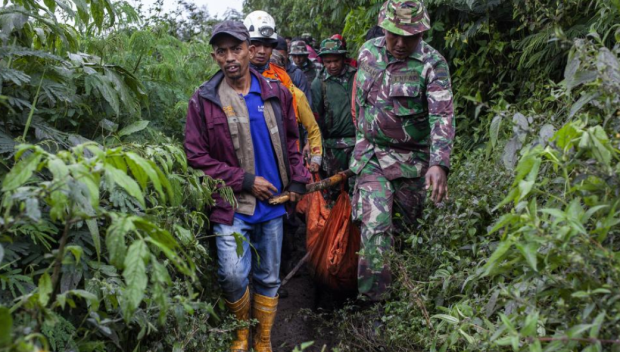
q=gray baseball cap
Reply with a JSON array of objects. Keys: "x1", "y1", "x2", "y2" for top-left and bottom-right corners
[{"x1": 209, "y1": 21, "x2": 250, "y2": 44}]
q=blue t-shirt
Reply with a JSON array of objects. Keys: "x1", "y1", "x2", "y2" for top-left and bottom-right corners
[{"x1": 235, "y1": 75, "x2": 286, "y2": 224}]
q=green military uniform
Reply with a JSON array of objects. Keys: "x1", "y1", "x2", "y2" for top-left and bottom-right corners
[
  {"x1": 311, "y1": 39, "x2": 357, "y2": 197},
  {"x1": 352, "y1": 0, "x2": 455, "y2": 300}
]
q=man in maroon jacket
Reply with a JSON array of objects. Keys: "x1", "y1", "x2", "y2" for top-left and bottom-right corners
[{"x1": 184, "y1": 21, "x2": 309, "y2": 352}]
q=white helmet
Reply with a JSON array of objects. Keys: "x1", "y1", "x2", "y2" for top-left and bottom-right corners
[{"x1": 243, "y1": 11, "x2": 277, "y2": 41}]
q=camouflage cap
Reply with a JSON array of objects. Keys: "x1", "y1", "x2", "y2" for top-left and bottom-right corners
[
  {"x1": 289, "y1": 40, "x2": 309, "y2": 56},
  {"x1": 318, "y1": 38, "x2": 347, "y2": 57},
  {"x1": 378, "y1": 0, "x2": 431, "y2": 36}
]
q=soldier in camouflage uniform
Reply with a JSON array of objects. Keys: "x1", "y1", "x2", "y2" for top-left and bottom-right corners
[
  {"x1": 352, "y1": 0, "x2": 454, "y2": 301},
  {"x1": 290, "y1": 40, "x2": 323, "y2": 87},
  {"x1": 311, "y1": 38, "x2": 357, "y2": 199}
]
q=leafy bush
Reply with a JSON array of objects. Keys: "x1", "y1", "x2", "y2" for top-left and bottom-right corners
[
  {"x1": 2, "y1": 0, "x2": 620, "y2": 351},
  {"x1": 0, "y1": 0, "x2": 217, "y2": 150},
  {"x1": 326, "y1": 28, "x2": 620, "y2": 352},
  {"x1": 0, "y1": 141, "x2": 235, "y2": 351},
  {"x1": 0, "y1": 0, "x2": 240, "y2": 351}
]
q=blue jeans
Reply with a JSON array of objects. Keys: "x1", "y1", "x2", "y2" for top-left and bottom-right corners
[{"x1": 213, "y1": 216, "x2": 284, "y2": 302}]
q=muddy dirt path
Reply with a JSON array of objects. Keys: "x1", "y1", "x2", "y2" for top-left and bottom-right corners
[
  {"x1": 272, "y1": 266, "x2": 338, "y2": 351},
  {"x1": 271, "y1": 225, "x2": 339, "y2": 352}
]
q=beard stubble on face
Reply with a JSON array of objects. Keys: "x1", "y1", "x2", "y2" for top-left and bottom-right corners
[
  {"x1": 222, "y1": 57, "x2": 247, "y2": 81},
  {"x1": 225, "y1": 64, "x2": 244, "y2": 81},
  {"x1": 228, "y1": 72, "x2": 243, "y2": 81}
]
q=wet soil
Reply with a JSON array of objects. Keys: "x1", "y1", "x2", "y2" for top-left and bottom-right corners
[
  {"x1": 272, "y1": 266, "x2": 339, "y2": 351},
  {"x1": 271, "y1": 224, "x2": 340, "y2": 352}
]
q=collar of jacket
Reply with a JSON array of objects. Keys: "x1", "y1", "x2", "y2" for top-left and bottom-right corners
[
  {"x1": 250, "y1": 62, "x2": 269, "y2": 73},
  {"x1": 198, "y1": 68, "x2": 281, "y2": 107},
  {"x1": 286, "y1": 61, "x2": 295, "y2": 73},
  {"x1": 373, "y1": 36, "x2": 424, "y2": 62},
  {"x1": 299, "y1": 59, "x2": 312, "y2": 70}
]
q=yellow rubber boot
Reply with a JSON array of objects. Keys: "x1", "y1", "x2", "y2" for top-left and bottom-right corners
[
  {"x1": 252, "y1": 293, "x2": 279, "y2": 352},
  {"x1": 225, "y1": 288, "x2": 251, "y2": 352}
]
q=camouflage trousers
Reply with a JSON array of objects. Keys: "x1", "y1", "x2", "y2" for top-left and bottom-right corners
[
  {"x1": 321, "y1": 138, "x2": 355, "y2": 202},
  {"x1": 351, "y1": 156, "x2": 426, "y2": 301}
]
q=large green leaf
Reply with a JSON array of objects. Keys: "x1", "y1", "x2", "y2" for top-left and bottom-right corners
[
  {"x1": 125, "y1": 152, "x2": 165, "y2": 201},
  {"x1": 553, "y1": 123, "x2": 581, "y2": 150},
  {"x1": 566, "y1": 324, "x2": 593, "y2": 338},
  {"x1": 43, "y1": 0, "x2": 56, "y2": 13},
  {"x1": 153, "y1": 163, "x2": 175, "y2": 203},
  {"x1": 145, "y1": 237, "x2": 192, "y2": 276},
  {"x1": 86, "y1": 218, "x2": 101, "y2": 260},
  {"x1": 118, "y1": 120, "x2": 149, "y2": 137},
  {"x1": 71, "y1": 0, "x2": 90, "y2": 23},
  {"x1": 38, "y1": 272, "x2": 52, "y2": 306},
  {"x1": 2, "y1": 152, "x2": 42, "y2": 191},
  {"x1": 125, "y1": 155, "x2": 148, "y2": 190},
  {"x1": 0, "y1": 306, "x2": 12, "y2": 347},
  {"x1": 518, "y1": 180, "x2": 535, "y2": 201},
  {"x1": 85, "y1": 74, "x2": 119, "y2": 115},
  {"x1": 515, "y1": 242, "x2": 539, "y2": 272},
  {"x1": 106, "y1": 215, "x2": 133, "y2": 268},
  {"x1": 104, "y1": 164, "x2": 145, "y2": 208},
  {"x1": 122, "y1": 240, "x2": 149, "y2": 317},
  {"x1": 483, "y1": 241, "x2": 512, "y2": 276},
  {"x1": 489, "y1": 114, "x2": 502, "y2": 148},
  {"x1": 66, "y1": 289, "x2": 100, "y2": 311},
  {"x1": 589, "y1": 312, "x2": 606, "y2": 338},
  {"x1": 133, "y1": 217, "x2": 178, "y2": 250},
  {"x1": 105, "y1": 68, "x2": 139, "y2": 116},
  {"x1": 90, "y1": 0, "x2": 104, "y2": 30},
  {"x1": 431, "y1": 314, "x2": 459, "y2": 325},
  {"x1": 48, "y1": 156, "x2": 69, "y2": 180},
  {"x1": 71, "y1": 167, "x2": 100, "y2": 209},
  {"x1": 151, "y1": 256, "x2": 171, "y2": 285},
  {"x1": 102, "y1": 0, "x2": 115, "y2": 26}
]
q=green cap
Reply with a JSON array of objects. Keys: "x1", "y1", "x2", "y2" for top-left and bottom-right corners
[
  {"x1": 318, "y1": 38, "x2": 347, "y2": 57},
  {"x1": 378, "y1": 0, "x2": 431, "y2": 36}
]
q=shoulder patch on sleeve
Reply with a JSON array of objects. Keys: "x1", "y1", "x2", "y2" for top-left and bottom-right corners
[{"x1": 434, "y1": 64, "x2": 449, "y2": 80}]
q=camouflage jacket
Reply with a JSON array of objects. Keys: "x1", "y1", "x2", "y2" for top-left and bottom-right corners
[{"x1": 351, "y1": 37, "x2": 455, "y2": 180}]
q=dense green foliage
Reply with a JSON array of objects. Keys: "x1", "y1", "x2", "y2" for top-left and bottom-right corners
[
  {"x1": 0, "y1": 0, "x2": 242, "y2": 351},
  {"x1": 1, "y1": 0, "x2": 620, "y2": 351}
]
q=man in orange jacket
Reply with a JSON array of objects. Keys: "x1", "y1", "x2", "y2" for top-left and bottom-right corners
[
  {"x1": 271, "y1": 50, "x2": 323, "y2": 173},
  {"x1": 244, "y1": 11, "x2": 298, "y2": 119}
]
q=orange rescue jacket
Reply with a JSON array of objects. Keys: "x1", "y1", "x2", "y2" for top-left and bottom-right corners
[{"x1": 262, "y1": 63, "x2": 298, "y2": 118}]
